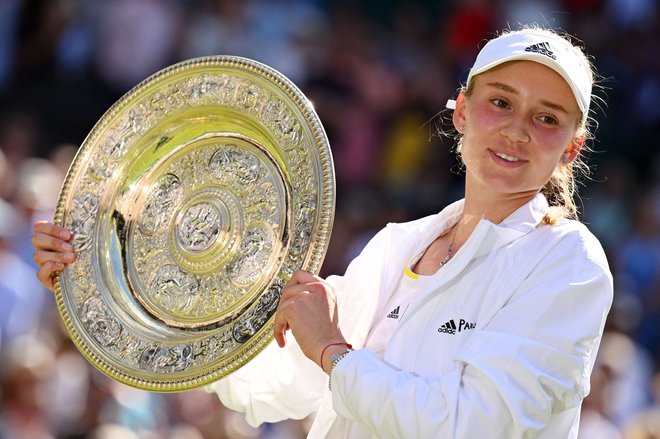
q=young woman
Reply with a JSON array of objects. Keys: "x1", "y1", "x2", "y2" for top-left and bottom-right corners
[{"x1": 33, "y1": 27, "x2": 612, "y2": 438}]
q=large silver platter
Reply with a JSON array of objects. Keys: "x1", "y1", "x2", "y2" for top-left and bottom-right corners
[{"x1": 54, "y1": 56, "x2": 335, "y2": 391}]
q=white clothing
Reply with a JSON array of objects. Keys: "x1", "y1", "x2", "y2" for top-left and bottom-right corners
[{"x1": 207, "y1": 194, "x2": 613, "y2": 438}]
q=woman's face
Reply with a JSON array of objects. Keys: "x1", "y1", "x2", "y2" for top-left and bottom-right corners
[{"x1": 454, "y1": 60, "x2": 582, "y2": 200}]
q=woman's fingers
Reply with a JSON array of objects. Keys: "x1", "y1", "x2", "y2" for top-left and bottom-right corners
[
  {"x1": 31, "y1": 221, "x2": 76, "y2": 292},
  {"x1": 33, "y1": 221, "x2": 72, "y2": 241},
  {"x1": 274, "y1": 271, "x2": 339, "y2": 355},
  {"x1": 32, "y1": 222, "x2": 74, "y2": 253},
  {"x1": 32, "y1": 232, "x2": 74, "y2": 253},
  {"x1": 285, "y1": 269, "x2": 323, "y2": 287},
  {"x1": 273, "y1": 306, "x2": 289, "y2": 347},
  {"x1": 33, "y1": 249, "x2": 76, "y2": 266},
  {"x1": 36, "y1": 261, "x2": 65, "y2": 292}
]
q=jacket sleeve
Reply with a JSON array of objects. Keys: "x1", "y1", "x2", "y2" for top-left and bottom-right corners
[
  {"x1": 330, "y1": 233, "x2": 613, "y2": 438},
  {"x1": 206, "y1": 338, "x2": 327, "y2": 427}
]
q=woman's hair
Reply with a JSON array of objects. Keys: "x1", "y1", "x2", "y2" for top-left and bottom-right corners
[{"x1": 454, "y1": 26, "x2": 601, "y2": 225}]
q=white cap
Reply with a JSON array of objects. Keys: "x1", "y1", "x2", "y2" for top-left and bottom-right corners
[{"x1": 464, "y1": 30, "x2": 592, "y2": 116}]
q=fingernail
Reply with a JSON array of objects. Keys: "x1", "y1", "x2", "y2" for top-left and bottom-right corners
[
  {"x1": 62, "y1": 242, "x2": 73, "y2": 251},
  {"x1": 64, "y1": 252, "x2": 75, "y2": 261},
  {"x1": 59, "y1": 229, "x2": 71, "y2": 239}
]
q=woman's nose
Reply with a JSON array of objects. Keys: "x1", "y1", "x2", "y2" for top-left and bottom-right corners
[{"x1": 500, "y1": 114, "x2": 530, "y2": 144}]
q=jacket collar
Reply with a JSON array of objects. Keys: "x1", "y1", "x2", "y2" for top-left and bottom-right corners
[
  {"x1": 391, "y1": 193, "x2": 550, "y2": 330},
  {"x1": 413, "y1": 192, "x2": 549, "y2": 262}
]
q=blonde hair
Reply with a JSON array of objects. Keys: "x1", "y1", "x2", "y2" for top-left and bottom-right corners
[{"x1": 457, "y1": 26, "x2": 599, "y2": 225}]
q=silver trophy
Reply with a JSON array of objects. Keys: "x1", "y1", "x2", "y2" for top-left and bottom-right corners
[{"x1": 54, "y1": 56, "x2": 335, "y2": 391}]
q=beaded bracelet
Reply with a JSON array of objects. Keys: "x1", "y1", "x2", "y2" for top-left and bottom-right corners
[{"x1": 320, "y1": 342, "x2": 352, "y2": 372}]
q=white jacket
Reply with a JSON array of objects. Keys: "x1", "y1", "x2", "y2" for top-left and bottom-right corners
[{"x1": 207, "y1": 194, "x2": 613, "y2": 438}]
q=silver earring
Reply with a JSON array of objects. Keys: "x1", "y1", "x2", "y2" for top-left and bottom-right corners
[
  {"x1": 561, "y1": 155, "x2": 569, "y2": 163},
  {"x1": 459, "y1": 124, "x2": 465, "y2": 132}
]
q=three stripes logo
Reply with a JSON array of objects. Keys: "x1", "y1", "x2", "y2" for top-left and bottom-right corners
[
  {"x1": 438, "y1": 318, "x2": 476, "y2": 335},
  {"x1": 524, "y1": 41, "x2": 556, "y2": 60},
  {"x1": 387, "y1": 306, "x2": 401, "y2": 319}
]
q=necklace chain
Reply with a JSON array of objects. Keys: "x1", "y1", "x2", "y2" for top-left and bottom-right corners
[{"x1": 439, "y1": 221, "x2": 461, "y2": 267}]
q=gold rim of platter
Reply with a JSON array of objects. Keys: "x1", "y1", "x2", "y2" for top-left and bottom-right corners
[{"x1": 53, "y1": 56, "x2": 335, "y2": 391}]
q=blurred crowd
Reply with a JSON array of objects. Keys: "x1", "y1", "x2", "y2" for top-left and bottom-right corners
[{"x1": 0, "y1": 0, "x2": 659, "y2": 438}]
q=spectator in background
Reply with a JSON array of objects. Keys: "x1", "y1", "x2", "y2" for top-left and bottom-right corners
[{"x1": 93, "y1": 0, "x2": 181, "y2": 93}]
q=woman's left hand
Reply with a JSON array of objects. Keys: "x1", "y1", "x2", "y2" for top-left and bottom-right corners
[{"x1": 274, "y1": 270, "x2": 348, "y2": 373}]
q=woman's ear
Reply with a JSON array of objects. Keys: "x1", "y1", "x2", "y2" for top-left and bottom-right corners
[
  {"x1": 562, "y1": 134, "x2": 584, "y2": 165},
  {"x1": 452, "y1": 92, "x2": 467, "y2": 133}
]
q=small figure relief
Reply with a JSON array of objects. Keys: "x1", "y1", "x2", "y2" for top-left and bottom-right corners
[
  {"x1": 80, "y1": 296, "x2": 122, "y2": 347},
  {"x1": 89, "y1": 159, "x2": 113, "y2": 179},
  {"x1": 280, "y1": 117, "x2": 302, "y2": 146},
  {"x1": 217, "y1": 74, "x2": 238, "y2": 104},
  {"x1": 274, "y1": 109, "x2": 296, "y2": 141},
  {"x1": 148, "y1": 265, "x2": 201, "y2": 315},
  {"x1": 71, "y1": 192, "x2": 99, "y2": 252},
  {"x1": 227, "y1": 225, "x2": 274, "y2": 287},
  {"x1": 117, "y1": 336, "x2": 144, "y2": 363},
  {"x1": 149, "y1": 91, "x2": 168, "y2": 117},
  {"x1": 138, "y1": 173, "x2": 182, "y2": 235},
  {"x1": 251, "y1": 284, "x2": 280, "y2": 327},
  {"x1": 204, "y1": 332, "x2": 234, "y2": 360},
  {"x1": 101, "y1": 134, "x2": 129, "y2": 160},
  {"x1": 176, "y1": 202, "x2": 221, "y2": 253},
  {"x1": 231, "y1": 284, "x2": 280, "y2": 344},
  {"x1": 128, "y1": 108, "x2": 146, "y2": 134},
  {"x1": 237, "y1": 82, "x2": 261, "y2": 110},
  {"x1": 138, "y1": 344, "x2": 193, "y2": 373},
  {"x1": 208, "y1": 147, "x2": 261, "y2": 188},
  {"x1": 261, "y1": 98, "x2": 304, "y2": 146},
  {"x1": 244, "y1": 181, "x2": 278, "y2": 223},
  {"x1": 261, "y1": 100, "x2": 284, "y2": 126},
  {"x1": 205, "y1": 273, "x2": 240, "y2": 311},
  {"x1": 289, "y1": 217, "x2": 311, "y2": 258},
  {"x1": 188, "y1": 74, "x2": 210, "y2": 101},
  {"x1": 165, "y1": 85, "x2": 184, "y2": 109},
  {"x1": 231, "y1": 318, "x2": 256, "y2": 344},
  {"x1": 297, "y1": 190, "x2": 317, "y2": 215},
  {"x1": 132, "y1": 240, "x2": 164, "y2": 275}
]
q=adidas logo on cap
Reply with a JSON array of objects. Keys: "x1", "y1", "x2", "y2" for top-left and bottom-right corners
[{"x1": 524, "y1": 41, "x2": 556, "y2": 60}]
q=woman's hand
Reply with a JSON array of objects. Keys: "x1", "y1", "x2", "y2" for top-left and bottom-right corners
[
  {"x1": 31, "y1": 221, "x2": 76, "y2": 292},
  {"x1": 274, "y1": 270, "x2": 348, "y2": 373}
]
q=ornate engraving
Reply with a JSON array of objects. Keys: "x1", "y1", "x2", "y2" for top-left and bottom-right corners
[
  {"x1": 227, "y1": 224, "x2": 274, "y2": 287},
  {"x1": 217, "y1": 74, "x2": 238, "y2": 104},
  {"x1": 147, "y1": 264, "x2": 201, "y2": 314},
  {"x1": 209, "y1": 146, "x2": 260, "y2": 188},
  {"x1": 81, "y1": 297, "x2": 122, "y2": 347},
  {"x1": 138, "y1": 173, "x2": 182, "y2": 235},
  {"x1": 237, "y1": 81, "x2": 262, "y2": 110},
  {"x1": 188, "y1": 73, "x2": 210, "y2": 101},
  {"x1": 232, "y1": 284, "x2": 280, "y2": 343},
  {"x1": 176, "y1": 202, "x2": 222, "y2": 253},
  {"x1": 138, "y1": 344, "x2": 193, "y2": 373},
  {"x1": 70, "y1": 192, "x2": 99, "y2": 252}
]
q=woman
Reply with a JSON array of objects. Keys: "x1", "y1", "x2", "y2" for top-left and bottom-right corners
[{"x1": 33, "y1": 27, "x2": 612, "y2": 438}]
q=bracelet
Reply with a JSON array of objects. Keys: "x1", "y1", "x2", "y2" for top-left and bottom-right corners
[
  {"x1": 320, "y1": 342, "x2": 352, "y2": 371},
  {"x1": 328, "y1": 348, "x2": 354, "y2": 390}
]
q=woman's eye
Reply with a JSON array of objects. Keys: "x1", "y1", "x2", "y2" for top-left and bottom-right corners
[
  {"x1": 538, "y1": 115, "x2": 558, "y2": 125},
  {"x1": 491, "y1": 99, "x2": 509, "y2": 108}
]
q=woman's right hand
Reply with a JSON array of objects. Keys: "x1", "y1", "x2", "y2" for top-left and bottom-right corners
[{"x1": 31, "y1": 221, "x2": 76, "y2": 292}]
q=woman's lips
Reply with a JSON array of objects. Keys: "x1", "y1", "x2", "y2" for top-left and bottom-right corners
[{"x1": 489, "y1": 149, "x2": 527, "y2": 167}]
